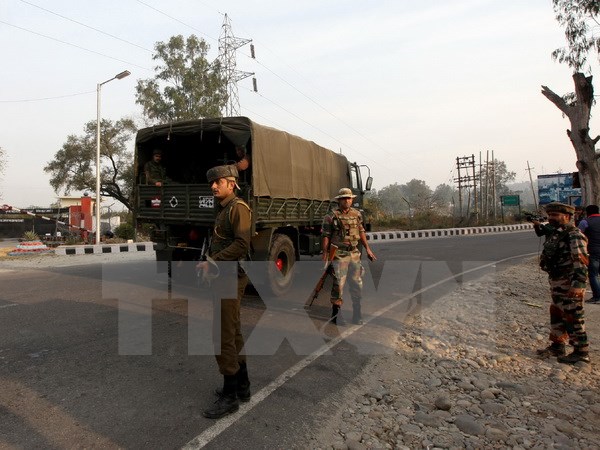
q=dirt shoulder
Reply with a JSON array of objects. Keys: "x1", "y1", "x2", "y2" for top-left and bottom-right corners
[{"x1": 309, "y1": 257, "x2": 600, "y2": 450}]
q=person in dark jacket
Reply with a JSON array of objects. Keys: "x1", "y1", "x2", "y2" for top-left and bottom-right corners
[{"x1": 578, "y1": 204, "x2": 600, "y2": 303}]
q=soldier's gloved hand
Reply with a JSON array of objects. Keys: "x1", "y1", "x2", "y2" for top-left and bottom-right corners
[{"x1": 567, "y1": 288, "x2": 586, "y2": 299}]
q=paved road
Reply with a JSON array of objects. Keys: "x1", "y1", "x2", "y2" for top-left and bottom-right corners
[{"x1": 0, "y1": 231, "x2": 540, "y2": 449}]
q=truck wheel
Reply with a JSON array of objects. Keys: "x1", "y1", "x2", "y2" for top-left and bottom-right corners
[{"x1": 268, "y1": 234, "x2": 296, "y2": 296}]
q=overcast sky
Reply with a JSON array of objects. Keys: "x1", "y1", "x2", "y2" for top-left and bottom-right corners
[{"x1": 0, "y1": 0, "x2": 595, "y2": 208}]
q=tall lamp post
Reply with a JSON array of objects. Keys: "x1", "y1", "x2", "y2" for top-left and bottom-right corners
[{"x1": 96, "y1": 70, "x2": 130, "y2": 244}]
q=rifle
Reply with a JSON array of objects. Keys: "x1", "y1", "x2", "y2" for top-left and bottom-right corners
[
  {"x1": 196, "y1": 234, "x2": 216, "y2": 287},
  {"x1": 307, "y1": 244, "x2": 338, "y2": 308}
]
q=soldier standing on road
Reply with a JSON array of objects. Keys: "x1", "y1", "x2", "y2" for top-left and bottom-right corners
[
  {"x1": 321, "y1": 188, "x2": 376, "y2": 325},
  {"x1": 144, "y1": 149, "x2": 169, "y2": 186},
  {"x1": 196, "y1": 164, "x2": 252, "y2": 419},
  {"x1": 536, "y1": 202, "x2": 591, "y2": 364}
]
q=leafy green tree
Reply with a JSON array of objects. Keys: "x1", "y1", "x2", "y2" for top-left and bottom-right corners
[
  {"x1": 432, "y1": 183, "x2": 456, "y2": 213},
  {"x1": 542, "y1": 0, "x2": 600, "y2": 205},
  {"x1": 135, "y1": 35, "x2": 227, "y2": 122},
  {"x1": 377, "y1": 183, "x2": 405, "y2": 217},
  {"x1": 44, "y1": 118, "x2": 137, "y2": 210},
  {"x1": 403, "y1": 179, "x2": 433, "y2": 213}
]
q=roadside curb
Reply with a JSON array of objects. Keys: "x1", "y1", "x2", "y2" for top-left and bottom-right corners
[
  {"x1": 52, "y1": 224, "x2": 533, "y2": 255},
  {"x1": 366, "y1": 223, "x2": 533, "y2": 241},
  {"x1": 55, "y1": 242, "x2": 155, "y2": 256}
]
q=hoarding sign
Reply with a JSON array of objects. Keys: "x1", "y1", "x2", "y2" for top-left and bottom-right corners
[{"x1": 537, "y1": 173, "x2": 582, "y2": 205}]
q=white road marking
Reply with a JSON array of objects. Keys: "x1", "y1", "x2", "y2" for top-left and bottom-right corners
[
  {"x1": 0, "y1": 303, "x2": 19, "y2": 309},
  {"x1": 183, "y1": 252, "x2": 537, "y2": 449}
]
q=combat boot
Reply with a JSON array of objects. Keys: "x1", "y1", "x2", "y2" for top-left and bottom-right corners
[
  {"x1": 235, "y1": 362, "x2": 251, "y2": 401},
  {"x1": 536, "y1": 343, "x2": 566, "y2": 358},
  {"x1": 204, "y1": 375, "x2": 239, "y2": 419},
  {"x1": 214, "y1": 362, "x2": 251, "y2": 402},
  {"x1": 331, "y1": 305, "x2": 346, "y2": 325},
  {"x1": 557, "y1": 350, "x2": 591, "y2": 364}
]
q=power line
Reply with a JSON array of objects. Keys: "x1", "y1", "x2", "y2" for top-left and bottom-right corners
[
  {"x1": 0, "y1": 90, "x2": 94, "y2": 103},
  {"x1": 134, "y1": 4, "x2": 396, "y2": 159},
  {"x1": 135, "y1": 0, "x2": 217, "y2": 43},
  {"x1": 246, "y1": 53, "x2": 397, "y2": 159},
  {"x1": 239, "y1": 84, "x2": 385, "y2": 170},
  {"x1": 0, "y1": 20, "x2": 152, "y2": 71},
  {"x1": 19, "y1": 0, "x2": 153, "y2": 53}
]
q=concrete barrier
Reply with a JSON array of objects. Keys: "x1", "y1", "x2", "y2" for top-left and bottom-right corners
[
  {"x1": 55, "y1": 242, "x2": 155, "y2": 256},
  {"x1": 54, "y1": 224, "x2": 533, "y2": 255},
  {"x1": 365, "y1": 223, "x2": 533, "y2": 242}
]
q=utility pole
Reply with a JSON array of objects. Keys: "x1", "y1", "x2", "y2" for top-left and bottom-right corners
[
  {"x1": 478, "y1": 152, "x2": 483, "y2": 219},
  {"x1": 526, "y1": 161, "x2": 538, "y2": 210},
  {"x1": 218, "y1": 13, "x2": 257, "y2": 116},
  {"x1": 484, "y1": 150, "x2": 489, "y2": 220},
  {"x1": 454, "y1": 155, "x2": 477, "y2": 222},
  {"x1": 456, "y1": 157, "x2": 463, "y2": 217},
  {"x1": 492, "y1": 150, "x2": 497, "y2": 221}
]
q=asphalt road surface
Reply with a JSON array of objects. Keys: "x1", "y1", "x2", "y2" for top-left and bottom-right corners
[{"x1": 0, "y1": 230, "x2": 540, "y2": 449}]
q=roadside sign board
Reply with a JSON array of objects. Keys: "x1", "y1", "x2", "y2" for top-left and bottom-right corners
[{"x1": 501, "y1": 195, "x2": 520, "y2": 206}]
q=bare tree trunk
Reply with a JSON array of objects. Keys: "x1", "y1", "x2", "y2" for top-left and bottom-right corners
[{"x1": 542, "y1": 72, "x2": 600, "y2": 205}]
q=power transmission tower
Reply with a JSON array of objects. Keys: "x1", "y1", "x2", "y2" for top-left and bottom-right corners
[{"x1": 218, "y1": 13, "x2": 256, "y2": 117}]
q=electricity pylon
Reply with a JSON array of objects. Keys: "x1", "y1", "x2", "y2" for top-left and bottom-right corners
[{"x1": 218, "y1": 13, "x2": 256, "y2": 117}]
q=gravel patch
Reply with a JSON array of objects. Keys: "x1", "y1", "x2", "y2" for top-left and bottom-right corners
[{"x1": 307, "y1": 257, "x2": 600, "y2": 450}]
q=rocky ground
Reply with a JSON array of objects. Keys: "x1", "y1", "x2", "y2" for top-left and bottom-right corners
[{"x1": 310, "y1": 257, "x2": 600, "y2": 450}]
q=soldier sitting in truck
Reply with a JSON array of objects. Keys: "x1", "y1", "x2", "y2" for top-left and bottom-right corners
[{"x1": 144, "y1": 149, "x2": 169, "y2": 186}]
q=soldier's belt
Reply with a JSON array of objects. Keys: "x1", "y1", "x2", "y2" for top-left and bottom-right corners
[{"x1": 337, "y1": 243, "x2": 358, "y2": 251}]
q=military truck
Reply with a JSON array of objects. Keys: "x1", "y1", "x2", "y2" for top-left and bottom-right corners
[{"x1": 133, "y1": 116, "x2": 372, "y2": 294}]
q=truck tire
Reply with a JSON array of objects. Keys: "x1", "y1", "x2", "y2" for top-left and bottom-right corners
[{"x1": 267, "y1": 234, "x2": 296, "y2": 296}]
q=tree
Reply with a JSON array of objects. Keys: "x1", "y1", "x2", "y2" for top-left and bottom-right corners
[
  {"x1": 542, "y1": 1, "x2": 600, "y2": 205},
  {"x1": 403, "y1": 179, "x2": 434, "y2": 213},
  {"x1": 377, "y1": 183, "x2": 405, "y2": 217},
  {"x1": 44, "y1": 118, "x2": 137, "y2": 210},
  {"x1": 431, "y1": 183, "x2": 456, "y2": 213},
  {"x1": 135, "y1": 35, "x2": 228, "y2": 122}
]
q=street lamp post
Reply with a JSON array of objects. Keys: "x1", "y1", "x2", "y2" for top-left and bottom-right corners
[{"x1": 95, "y1": 70, "x2": 130, "y2": 244}]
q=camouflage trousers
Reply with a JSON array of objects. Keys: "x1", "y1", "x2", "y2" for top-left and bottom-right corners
[
  {"x1": 547, "y1": 278, "x2": 588, "y2": 352},
  {"x1": 330, "y1": 250, "x2": 363, "y2": 307}
]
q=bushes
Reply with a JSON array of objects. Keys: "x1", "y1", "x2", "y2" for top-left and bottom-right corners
[
  {"x1": 114, "y1": 223, "x2": 135, "y2": 240},
  {"x1": 22, "y1": 231, "x2": 40, "y2": 241}
]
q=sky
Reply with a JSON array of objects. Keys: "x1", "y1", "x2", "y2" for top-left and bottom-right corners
[{"x1": 0, "y1": 0, "x2": 596, "y2": 208}]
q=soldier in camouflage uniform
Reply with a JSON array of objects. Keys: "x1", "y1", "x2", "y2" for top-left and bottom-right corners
[
  {"x1": 196, "y1": 164, "x2": 252, "y2": 418},
  {"x1": 322, "y1": 188, "x2": 376, "y2": 325},
  {"x1": 536, "y1": 202, "x2": 591, "y2": 364},
  {"x1": 144, "y1": 149, "x2": 168, "y2": 186}
]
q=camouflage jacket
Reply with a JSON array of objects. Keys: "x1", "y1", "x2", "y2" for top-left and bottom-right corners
[
  {"x1": 321, "y1": 207, "x2": 365, "y2": 250},
  {"x1": 144, "y1": 160, "x2": 167, "y2": 185},
  {"x1": 540, "y1": 223, "x2": 589, "y2": 286}
]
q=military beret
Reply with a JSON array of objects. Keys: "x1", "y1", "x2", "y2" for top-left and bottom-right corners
[
  {"x1": 152, "y1": 148, "x2": 162, "y2": 155},
  {"x1": 206, "y1": 164, "x2": 239, "y2": 183},
  {"x1": 544, "y1": 202, "x2": 575, "y2": 215}
]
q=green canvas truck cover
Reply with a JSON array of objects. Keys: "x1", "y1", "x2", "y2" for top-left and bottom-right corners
[{"x1": 135, "y1": 117, "x2": 350, "y2": 201}]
